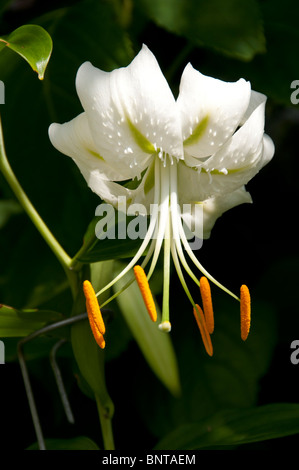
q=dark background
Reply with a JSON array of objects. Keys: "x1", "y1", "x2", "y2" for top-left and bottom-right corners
[{"x1": 0, "y1": 0, "x2": 299, "y2": 451}]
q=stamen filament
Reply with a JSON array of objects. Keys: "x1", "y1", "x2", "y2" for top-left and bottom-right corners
[
  {"x1": 133, "y1": 265, "x2": 157, "y2": 322},
  {"x1": 170, "y1": 240, "x2": 196, "y2": 307},
  {"x1": 178, "y1": 220, "x2": 239, "y2": 301},
  {"x1": 171, "y1": 239, "x2": 213, "y2": 357},
  {"x1": 95, "y1": 158, "x2": 161, "y2": 298},
  {"x1": 170, "y1": 162, "x2": 200, "y2": 288},
  {"x1": 83, "y1": 280, "x2": 106, "y2": 349},
  {"x1": 100, "y1": 233, "x2": 157, "y2": 310},
  {"x1": 89, "y1": 151, "x2": 245, "y2": 353},
  {"x1": 240, "y1": 284, "x2": 251, "y2": 341},
  {"x1": 147, "y1": 160, "x2": 170, "y2": 281},
  {"x1": 171, "y1": 242, "x2": 214, "y2": 357},
  {"x1": 193, "y1": 304, "x2": 213, "y2": 357},
  {"x1": 161, "y1": 209, "x2": 171, "y2": 329},
  {"x1": 199, "y1": 276, "x2": 214, "y2": 334}
]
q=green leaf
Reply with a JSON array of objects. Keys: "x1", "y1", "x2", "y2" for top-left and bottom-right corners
[
  {"x1": 253, "y1": 0, "x2": 299, "y2": 103},
  {"x1": 199, "y1": 0, "x2": 299, "y2": 104},
  {"x1": 136, "y1": 0, "x2": 265, "y2": 60},
  {"x1": 77, "y1": 212, "x2": 146, "y2": 263},
  {"x1": 155, "y1": 404, "x2": 299, "y2": 449},
  {"x1": 27, "y1": 436, "x2": 100, "y2": 450},
  {"x1": 0, "y1": 304, "x2": 62, "y2": 337},
  {"x1": 78, "y1": 234, "x2": 143, "y2": 263},
  {"x1": 0, "y1": 25, "x2": 53, "y2": 79},
  {"x1": 114, "y1": 263, "x2": 181, "y2": 397},
  {"x1": 90, "y1": 260, "x2": 114, "y2": 299}
]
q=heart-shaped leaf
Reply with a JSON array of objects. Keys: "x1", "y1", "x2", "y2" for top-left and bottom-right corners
[{"x1": 0, "y1": 24, "x2": 52, "y2": 79}]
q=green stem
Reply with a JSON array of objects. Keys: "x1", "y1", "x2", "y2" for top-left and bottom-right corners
[
  {"x1": 69, "y1": 231, "x2": 97, "y2": 271},
  {"x1": 0, "y1": 115, "x2": 79, "y2": 297},
  {"x1": 95, "y1": 393, "x2": 115, "y2": 450}
]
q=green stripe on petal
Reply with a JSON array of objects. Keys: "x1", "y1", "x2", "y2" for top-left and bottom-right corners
[
  {"x1": 126, "y1": 116, "x2": 156, "y2": 154},
  {"x1": 201, "y1": 166, "x2": 249, "y2": 175},
  {"x1": 184, "y1": 115, "x2": 209, "y2": 147},
  {"x1": 144, "y1": 161, "x2": 155, "y2": 194},
  {"x1": 86, "y1": 148, "x2": 105, "y2": 161}
]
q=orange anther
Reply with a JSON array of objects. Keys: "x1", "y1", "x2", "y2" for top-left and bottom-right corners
[
  {"x1": 83, "y1": 280, "x2": 106, "y2": 349},
  {"x1": 240, "y1": 284, "x2": 251, "y2": 341},
  {"x1": 193, "y1": 304, "x2": 213, "y2": 357},
  {"x1": 199, "y1": 276, "x2": 214, "y2": 334},
  {"x1": 134, "y1": 265, "x2": 157, "y2": 322}
]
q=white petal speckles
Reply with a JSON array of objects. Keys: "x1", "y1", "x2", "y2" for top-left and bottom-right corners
[
  {"x1": 75, "y1": 45, "x2": 183, "y2": 179},
  {"x1": 177, "y1": 63, "x2": 251, "y2": 159}
]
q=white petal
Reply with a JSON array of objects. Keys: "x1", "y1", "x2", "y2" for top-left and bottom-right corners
[
  {"x1": 203, "y1": 100, "x2": 267, "y2": 172},
  {"x1": 177, "y1": 103, "x2": 274, "y2": 203},
  {"x1": 49, "y1": 113, "x2": 134, "y2": 205},
  {"x1": 241, "y1": 89, "x2": 267, "y2": 124},
  {"x1": 49, "y1": 112, "x2": 134, "y2": 180},
  {"x1": 126, "y1": 162, "x2": 156, "y2": 213},
  {"x1": 76, "y1": 45, "x2": 183, "y2": 176},
  {"x1": 259, "y1": 133, "x2": 275, "y2": 170},
  {"x1": 74, "y1": 159, "x2": 132, "y2": 207},
  {"x1": 202, "y1": 134, "x2": 274, "y2": 199},
  {"x1": 177, "y1": 63, "x2": 251, "y2": 159},
  {"x1": 204, "y1": 101, "x2": 275, "y2": 189},
  {"x1": 181, "y1": 187, "x2": 252, "y2": 239}
]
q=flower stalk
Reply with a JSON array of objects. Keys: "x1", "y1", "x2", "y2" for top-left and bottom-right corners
[{"x1": 95, "y1": 394, "x2": 115, "y2": 450}]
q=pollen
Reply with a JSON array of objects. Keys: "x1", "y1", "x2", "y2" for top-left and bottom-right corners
[
  {"x1": 89, "y1": 321, "x2": 106, "y2": 350},
  {"x1": 193, "y1": 304, "x2": 213, "y2": 356},
  {"x1": 240, "y1": 284, "x2": 251, "y2": 341},
  {"x1": 199, "y1": 277, "x2": 214, "y2": 334},
  {"x1": 133, "y1": 265, "x2": 157, "y2": 322},
  {"x1": 83, "y1": 280, "x2": 106, "y2": 349}
]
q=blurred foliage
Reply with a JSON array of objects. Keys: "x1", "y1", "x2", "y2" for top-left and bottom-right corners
[
  {"x1": 135, "y1": 0, "x2": 266, "y2": 60},
  {"x1": 0, "y1": 0, "x2": 299, "y2": 451}
]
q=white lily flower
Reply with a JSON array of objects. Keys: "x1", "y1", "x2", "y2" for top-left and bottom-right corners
[{"x1": 49, "y1": 45, "x2": 274, "y2": 354}]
